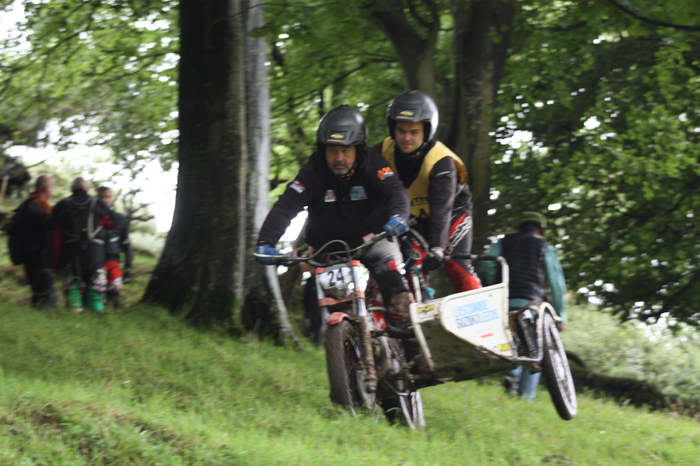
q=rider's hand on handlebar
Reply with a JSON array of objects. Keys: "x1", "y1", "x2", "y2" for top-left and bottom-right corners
[
  {"x1": 384, "y1": 215, "x2": 408, "y2": 237},
  {"x1": 255, "y1": 243, "x2": 280, "y2": 265},
  {"x1": 422, "y1": 247, "x2": 445, "y2": 272}
]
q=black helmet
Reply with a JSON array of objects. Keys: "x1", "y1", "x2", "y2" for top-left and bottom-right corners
[
  {"x1": 386, "y1": 90, "x2": 439, "y2": 141},
  {"x1": 317, "y1": 105, "x2": 368, "y2": 149}
]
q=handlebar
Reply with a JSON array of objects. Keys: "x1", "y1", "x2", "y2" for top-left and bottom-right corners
[
  {"x1": 255, "y1": 218, "x2": 419, "y2": 267},
  {"x1": 255, "y1": 237, "x2": 384, "y2": 267}
]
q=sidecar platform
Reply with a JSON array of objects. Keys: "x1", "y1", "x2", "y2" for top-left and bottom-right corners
[{"x1": 409, "y1": 281, "x2": 518, "y2": 383}]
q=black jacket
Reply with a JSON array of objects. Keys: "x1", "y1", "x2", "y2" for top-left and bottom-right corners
[
  {"x1": 500, "y1": 230, "x2": 549, "y2": 301},
  {"x1": 24, "y1": 195, "x2": 53, "y2": 254},
  {"x1": 51, "y1": 189, "x2": 118, "y2": 273},
  {"x1": 17, "y1": 194, "x2": 54, "y2": 268},
  {"x1": 258, "y1": 146, "x2": 410, "y2": 250}
]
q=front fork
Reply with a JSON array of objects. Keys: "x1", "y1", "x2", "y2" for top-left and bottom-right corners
[{"x1": 356, "y1": 315, "x2": 378, "y2": 394}]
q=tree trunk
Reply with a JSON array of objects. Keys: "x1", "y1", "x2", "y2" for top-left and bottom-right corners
[
  {"x1": 364, "y1": 0, "x2": 439, "y2": 94},
  {"x1": 143, "y1": 0, "x2": 247, "y2": 327},
  {"x1": 240, "y1": 0, "x2": 300, "y2": 344},
  {"x1": 442, "y1": 0, "x2": 514, "y2": 252}
]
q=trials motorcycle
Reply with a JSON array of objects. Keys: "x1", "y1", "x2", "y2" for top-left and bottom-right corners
[
  {"x1": 257, "y1": 229, "x2": 428, "y2": 429},
  {"x1": 256, "y1": 227, "x2": 577, "y2": 428}
]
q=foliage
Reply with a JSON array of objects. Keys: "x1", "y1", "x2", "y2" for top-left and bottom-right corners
[
  {"x1": 3, "y1": 0, "x2": 700, "y2": 327},
  {"x1": 490, "y1": 0, "x2": 700, "y2": 326},
  {"x1": 564, "y1": 306, "x2": 700, "y2": 406},
  {"x1": 261, "y1": 0, "x2": 406, "y2": 189},
  {"x1": 0, "y1": 0, "x2": 178, "y2": 173},
  {"x1": 128, "y1": 230, "x2": 164, "y2": 257}
]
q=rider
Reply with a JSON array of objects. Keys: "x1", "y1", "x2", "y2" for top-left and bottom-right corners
[
  {"x1": 481, "y1": 211, "x2": 568, "y2": 401},
  {"x1": 255, "y1": 105, "x2": 413, "y2": 329},
  {"x1": 374, "y1": 90, "x2": 481, "y2": 292}
]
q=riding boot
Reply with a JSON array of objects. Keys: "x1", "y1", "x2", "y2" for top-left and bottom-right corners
[
  {"x1": 85, "y1": 289, "x2": 105, "y2": 313},
  {"x1": 67, "y1": 283, "x2": 83, "y2": 312},
  {"x1": 106, "y1": 289, "x2": 121, "y2": 309}
]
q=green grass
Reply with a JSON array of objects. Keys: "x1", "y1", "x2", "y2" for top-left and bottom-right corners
[{"x1": 0, "y1": 252, "x2": 698, "y2": 464}]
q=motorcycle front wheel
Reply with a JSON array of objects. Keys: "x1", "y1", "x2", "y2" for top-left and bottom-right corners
[
  {"x1": 324, "y1": 319, "x2": 376, "y2": 415},
  {"x1": 541, "y1": 311, "x2": 577, "y2": 420}
]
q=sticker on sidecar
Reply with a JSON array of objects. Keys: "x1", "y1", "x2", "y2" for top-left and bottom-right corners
[
  {"x1": 418, "y1": 304, "x2": 435, "y2": 313},
  {"x1": 438, "y1": 286, "x2": 512, "y2": 356},
  {"x1": 452, "y1": 299, "x2": 499, "y2": 329}
]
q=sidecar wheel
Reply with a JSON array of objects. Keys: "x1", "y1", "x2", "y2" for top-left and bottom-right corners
[
  {"x1": 541, "y1": 311, "x2": 577, "y2": 420},
  {"x1": 325, "y1": 320, "x2": 375, "y2": 414}
]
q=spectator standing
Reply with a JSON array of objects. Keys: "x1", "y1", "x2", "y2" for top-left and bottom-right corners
[
  {"x1": 482, "y1": 212, "x2": 567, "y2": 401},
  {"x1": 22, "y1": 175, "x2": 58, "y2": 308},
  {"x1": 96, "y1": 186, "x2": 134, "y2": 309},
  {"x1": 51, "y1": 177, "x2": 117, "y2": 312}
]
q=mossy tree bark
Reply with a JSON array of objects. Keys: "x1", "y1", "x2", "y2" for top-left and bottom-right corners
[
  {"x1": 240, "y1": 0, "x2": 300, "y2": 344},
  {"x1": 143, "y1": 0, "x2": 247, "y2": 327}
]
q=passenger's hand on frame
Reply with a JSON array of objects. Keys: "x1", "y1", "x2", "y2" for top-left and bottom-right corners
[{"x1": 422, "y1": 247, "x2": 445, "y2": 272}]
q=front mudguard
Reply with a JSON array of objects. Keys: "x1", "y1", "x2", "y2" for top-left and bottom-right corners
[{"x1": 326, "y1": 311, "x2": 352, "y2": 326}]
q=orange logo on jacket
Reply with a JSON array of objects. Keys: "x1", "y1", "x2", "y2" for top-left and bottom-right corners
[{"x1": 377, "y1": 167, "x2": 395, "y2": 180}]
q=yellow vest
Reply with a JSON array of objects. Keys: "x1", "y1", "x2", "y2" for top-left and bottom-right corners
[{"x1": 382, "y1": 138, "x2": 467, "y2": 219}]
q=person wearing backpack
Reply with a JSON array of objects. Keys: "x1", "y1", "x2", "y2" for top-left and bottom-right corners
[
  {"x1": 51, "y1": 177, "x2": 118, "y2": 312},
  {"x1": 96, "y1": 186, "x2": 134, "y2": 309},
  {"x1": 10, "y1": 175, "x2": 59, "y2": 308}
]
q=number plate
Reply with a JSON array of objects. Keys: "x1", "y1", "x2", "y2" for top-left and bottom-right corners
[{"x1": 317, "y1": 265, "x2": 353, "y2": 292}]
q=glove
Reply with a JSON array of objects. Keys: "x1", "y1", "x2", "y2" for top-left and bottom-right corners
[
  {"x1": 383, "y1": 215, "x2": 408, "y2": 237},
  {"x1": 422, "y1": 247, "x2": 445, "y2": 272},
  {"x1": 255, "y1": 243, "x2": 280, "y2": 265},
  {"x1": 123, "y1": 267, "x2": 133, "y2": 284}
]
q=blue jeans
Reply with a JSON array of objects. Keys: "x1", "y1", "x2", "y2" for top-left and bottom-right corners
[{"x1": 509, "y1": 366, "x2": 541, "y2": 402}]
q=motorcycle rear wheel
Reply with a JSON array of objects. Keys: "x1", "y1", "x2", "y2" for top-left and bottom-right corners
[
  {"x1": 380, "y1": 390, "x2": 425, "y2": 430},
  {"x1": 324, "y1": 319, "x2": 376, "y2": 415},
  {"x1": 541, "y1": 310, "x2": 577, "y2": 420}
]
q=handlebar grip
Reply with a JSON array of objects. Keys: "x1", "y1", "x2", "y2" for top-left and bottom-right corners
[{"x1": 445, "y1": 254, "x2": 501, "y2": 262}]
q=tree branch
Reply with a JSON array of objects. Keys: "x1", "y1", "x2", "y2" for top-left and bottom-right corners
[
  {"x1": 407, "y1": 0, "x2": 439, "y2": 30},
  {"x1": 605, "y1": 0, "x2": 700, "y2": 31}
]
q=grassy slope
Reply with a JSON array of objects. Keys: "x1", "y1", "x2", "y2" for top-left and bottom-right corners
[{"x1": 0, "y1": 254, "x2": 698, "y2": 465}]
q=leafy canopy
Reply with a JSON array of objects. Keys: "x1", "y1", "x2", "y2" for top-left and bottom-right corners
[{"x1": 492, "y1": 0, "x2": 700, "y2": 327}]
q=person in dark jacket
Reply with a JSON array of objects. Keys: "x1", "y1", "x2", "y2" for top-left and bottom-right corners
[
  {"x1": 482, "y1": 212, "x2": 567, "y2": 401},
  {"x1": 375, "y1": 90, "x2": 481, "y2": 292},
  {"x1": 97, "y1": 186, "x2": 134, "y2": 309},
  {"x1": 52, "y1": 177, "x2": 118, "y2": 312},
  {"x1": 22, "y1": 175, "x2": 58, "y2": 308},
  {"x1": 256, "y1": 105, "x2": 413, "y2": 328}
]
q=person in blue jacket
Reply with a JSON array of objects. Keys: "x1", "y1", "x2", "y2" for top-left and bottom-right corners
[{"x1": 482, "y1": 211, "x2": 567, "y2": 401}]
